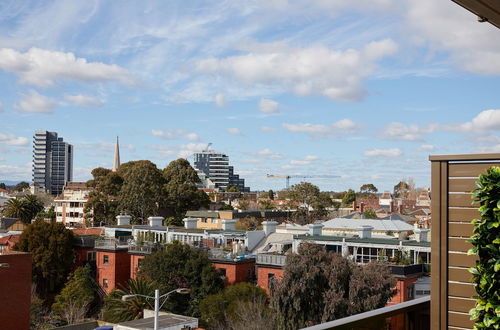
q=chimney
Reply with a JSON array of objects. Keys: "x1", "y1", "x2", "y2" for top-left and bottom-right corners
[
  {"x1": 398, "y1": 204, "x2": 404, "y2": 214},
  {"x1": 148, "y1": 216, "x2": 164, "y2": 227},
  {"x1": 221, "y1": 220, "x2": 236, "y2": 231},
  {"x1": 414, "y1": 223, "x2": 430, "y2": 242},
  {"x1": 183, "y1": 217, "x2": 198, "y2": 229},
  {"x1": 262, "y1": 221, "x2": 278, "y2": 236},
  {"x1": 357, "y1": 225, "x2": 373, "y2": 239},
  {"x1": 352, "y1": 201, "x2": 357, "y2": 211},
  {"x1": 116, "y1": 214, "x2": 131, "y2": 226},
  {"x1": 308, "y1": 223, "x2": 324, "y2": 236},
  {"x1": 389, "y1": 201, "x2": 394, "y2": 213},
  {"x1": 360, "y1": 202, "x2": 365, "y2": 213}
]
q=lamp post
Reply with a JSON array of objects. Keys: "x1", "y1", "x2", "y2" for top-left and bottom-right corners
[{"x1": 122, "y1": 287, "x2": 190, "y2": 330}]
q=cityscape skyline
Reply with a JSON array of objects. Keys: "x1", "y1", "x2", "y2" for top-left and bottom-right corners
[{"x1": 1, "y1": 1, "x2": 500, "y2": 192}]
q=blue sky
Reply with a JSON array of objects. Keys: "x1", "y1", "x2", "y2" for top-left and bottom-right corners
[{"x1": 1, "y1": 0, "x2": 500, "y2": 192}]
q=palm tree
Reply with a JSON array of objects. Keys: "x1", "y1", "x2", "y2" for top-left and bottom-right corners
[
  {"x1": 22, "y1": 194, "x2": 44, "y2": 221},
  {"x1": 2, "y1": 198, "x2": 29, "y2": 222},
  {"x1": 102, "y1": 278, "x2": 157, "y2": 323}
]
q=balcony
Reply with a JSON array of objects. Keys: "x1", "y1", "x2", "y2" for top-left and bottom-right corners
[
  {"x1": 128, "y1": 244, "x2": 158, "y2": 254},
  {"x1": 94, "y1": 236, "x2": 132, "y2": 250},
  {"x1": 256, "y1": 253, "x2": 287, "y2": 266}
]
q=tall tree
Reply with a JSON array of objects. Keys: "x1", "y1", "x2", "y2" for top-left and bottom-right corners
[
  {"x1": 163, "y1": 159, "x2": 210, "y2": 223},
  {"x1": 102, "y1": 278, "x2": 157, "y2": 323},
  {"x1": 393, "y1": 181, "x2": 410, "y2": 199},
  {"x1": 363, "y1": 207, "x2": 378, "y2": 219},
  {"x1": 287, "y1": 182, "x2": 333, "y2": 224},
  {"x1": 14, "y1": 220, "x2": 75, "y2": 298},
  {"x1": 139, "y1": 241, "x2": 224, "y2": 317},
  {"x1": 0, "y1": 182, "x2": 6, "y2": 189},
  {"x1": 270, "y1": 243, "x2": 395, "y2": 329},
  {"x1": 200, "y1": 283, "x2": 269, "y2": 329},
  {"x1": 268, "y1": 189, "x2": 274, "y2": 200},
  {"x1": 2, "y1": 195, "x2": 44, "y2": 224},
  {"x1": 84, "y1": 168, "x2": 123, "y2": 226},
  {"x1": 359, "y1": 184, "x2": 378, "y2": 199},
  {"x1": 117, "y1": 160, "x2": 167, "y2": 224},
  {"x1": 13, "y1": 181, "x2": 30, "y2": 191},
  {"x1": 342, "y1": 189, "x2": 356, "y2": 206}
]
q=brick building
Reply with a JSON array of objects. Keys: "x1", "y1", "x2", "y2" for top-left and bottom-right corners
[
  {"x1": 211, "y1": 258, "x2": 255, "y2": 286},
  {"x1": 94, "y1": 238, "x2": 131, "y2": 294},
  {"x1": 0, "y1": 251, "x2": 32, "y2": 330}
]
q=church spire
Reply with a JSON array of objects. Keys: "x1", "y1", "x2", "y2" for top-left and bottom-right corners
[{"x1": 112, "y1": 136, "x2": 120, "y2": 172}]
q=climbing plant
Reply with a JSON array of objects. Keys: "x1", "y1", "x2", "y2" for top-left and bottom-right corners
[{"x1": 469, "y1": 166, "x2": 500, "y2": 329}]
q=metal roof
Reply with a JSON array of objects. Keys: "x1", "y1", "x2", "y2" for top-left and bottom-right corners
[{"x1": 322, "y1": 218, "x2": 414, "y2": 232}]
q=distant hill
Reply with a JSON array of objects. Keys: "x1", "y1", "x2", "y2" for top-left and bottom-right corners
[{"x1": 0, "y1": 180, "x2": 31, "y2": 186}]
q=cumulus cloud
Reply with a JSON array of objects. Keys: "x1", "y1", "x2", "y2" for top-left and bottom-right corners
[
  {"x1": 76, "y1": 141, "x2": 134, "y2": 151},
  {"x1": 258, "y1": 98, "x2": 279, "y2": 113},
  {"x1": 152, "y1": 129, "x2": 200, "y2": 141},
  {"x1": 364, "y1": 148, "x2": 403, "y2": 158},
  {"x1": 0, "y1": 47, "x2": 137, "y2": 88},
  {"x1": 15, "y1": 90, "x2": 58, "y2": 113},
  {"x1": 185, "y1": 132, "x2": 200, "y2": 142},
  {"x1": 215, "y1": 93, "x2": 227, "y2": 107},
  {"x1": 197, "y1": 39, "x2": 398, "y2": 102},
  {"x1": 254, "y1": 148, "x2": 284, "y2": 159},
  {"x1": 226, "y1": 128, "x2": 243, "y2": 136},
  {"x1": 178, "y1": 143, "x2": 208, "y2": 158},
  {"x1": 283, "y1": 119, "x2": 361, "y2": 138},
  {"x1": 290, "y1": 155, "x2": 319, "y2": 165},
  {"x1": 0, "y1": 133, "x2": 29, "y2": 146},
  {"x1": 448, "y1": 109, "x2": 500, "y2": 133},
  {"x1": 152, "y1": 129, "x2": 175, "y2": 140},
  {"x1": 64, "y1": 94, "x2": 104, "y2": 107},
  {"x1": 381, "y1": 122, "x2": 438, "y2": 141},
  {"x1": 406, "y1": 0, "x2": 500, "y2": 75},
  {"x1": 260, "y1": 126, "x2": 277, "y2": 133},
  {"x1": 0, "y1": 164, "x2": 31, "y2": 181},
  {"x1": 417, "y1": 144, "x2": 435, "y2": 151}
]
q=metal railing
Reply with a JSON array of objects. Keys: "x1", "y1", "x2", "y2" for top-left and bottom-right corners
[
  {"x1": 128, "y1": 244, "x2": 157, "y2": 254},
  {"x1": 256, "y1": 253, "x2": 287, "y2": 266},
  {"x1": 300, "y1": 296, "x2": 430, "y2": 330},
  {"x1": 94, "y1": 236, "x2": 132, "y2": 250}
]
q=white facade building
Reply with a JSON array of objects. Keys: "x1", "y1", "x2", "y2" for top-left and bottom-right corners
[{"x1": 55, "y1": 182, "x2": 92, "y2": 226}]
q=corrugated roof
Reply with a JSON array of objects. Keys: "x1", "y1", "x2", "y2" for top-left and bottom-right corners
[
  {"x1": 296, "y1": 234, "x2": 430, "y2": 247},
  {"x1": 322, "y1": 217, "x2": 414, "y2": 232}
]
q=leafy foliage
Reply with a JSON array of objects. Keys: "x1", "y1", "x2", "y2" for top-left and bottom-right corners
[
  {"x1": 2, "y1": 194, "x2": 44, "y2": 223},
  {"x1": 139, "y1": 241, "x2": 224, "y2": 317},
  {"x1": 393, "y1": 181, "x2": 410, "y2": 199},
  {"x1": 15, "y1": 220, "x2": 75, "y2": 298},
  {"x1": 13, "y1": 181, "x2": 30, "y2": 191},
  {"x1": 363, "y1": 207, "x2": 378, "y2": 219},
  {"x1": 287, "y1": 182, "x2": 333, "y2": 224},
  {"x1": 52, "y1": 265, "x2": 100, "y2": 324},
  {"x1": 200, "y1": 283, "x2": 269, "y2": 329},
  {"x1": 102, "y1": 277, "x2": 157, "y2": 323},
  {"x1": 342, "y1": 189, "x2": 356, "y2": 206},
  {"x1": 469, "y1": 166, "x2": 500, "y2": 329},
  {"x1": 270, "y1": 243, "x2": 396, "y2": 329},
  {"x1": 163, "y1": 158, "x2": 210, "y2": 223},
  {"x1": 226, "y1": 186, "x2": 240, "y2": 192}
]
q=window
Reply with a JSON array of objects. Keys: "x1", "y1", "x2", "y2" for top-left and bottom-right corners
[
  {"x1": 138, "y1": 258, "x2": 143, "y2": 267},
  {"x1": 87, "y1": 251, "x2": 96, "y2": 261},
  {"x1": 103, "y1": 255, "x2": 109, "y2": 265},
  {"x1": 407, "y1": 285, "x2": 414, "y2": 300},
  {"x1": 103, "y1": 279, "x2": 108, "y2": 288},
  {"x1": 268, "y1": 273, "x2": 275, "y2": 288},
  {"x1": 218, "y1": 268, "x2": 227, "y2": 281},
  {"x1": 201, "y1": 218, "x2": 207, "y2": 223}
]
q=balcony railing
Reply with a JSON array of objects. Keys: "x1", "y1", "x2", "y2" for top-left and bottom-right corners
[
  {"x1": 94, "y1": 236, "x2": 132, "y2": 250},
  {"x1": 256, "y1": 253, "x2": 287, "y2": 266},
  {"x1": 300, "y1": 295, "x2": 430, "y2": 330},
  {"x1": 128, "y1": 244, "x2": 157, "y2": 254}
]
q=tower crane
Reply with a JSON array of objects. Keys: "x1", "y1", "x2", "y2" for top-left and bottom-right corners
[{"x1": 266, "y1": 174, "x2": 340, "y2": 189}]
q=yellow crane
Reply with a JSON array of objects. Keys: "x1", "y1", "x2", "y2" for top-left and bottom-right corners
[{"x1": 266, "y1": 174, "x2": 340, "y2": 189}]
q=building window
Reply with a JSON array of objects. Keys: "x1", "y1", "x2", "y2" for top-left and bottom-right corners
[
  {"x1": 87, "y1": 251, "x2": 96, "y2": 261},
  {"x1": 103, "y1": 255, "x2": 109, "y2": 265},
  {"x1": 218, "y1": 268, "x2": 227, "y2": 281},
  {"x1": 201, "y1": 218, "x2": 207, "y2": 223},
  {"x1": 138, "y1": 258, "x2": 143, "y2": 267},
  {"x1": 103, "y1": 279, "x2": 108, "y2": 288},
  {"x1": 268, "y1": 273, "x2": 275, "y2": 289},
  {"x1": 407, "y1": 285, "x2": 414, "y2": 300}
]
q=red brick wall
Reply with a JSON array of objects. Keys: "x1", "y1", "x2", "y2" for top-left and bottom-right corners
[
  {"x1": 96, "y1": 250, "x2": 131, "y2": 294},
  {"x1": 73, "y1": 247, "x2": 91, "y2": 271},
  {"x1": 387, "y1": 277, "x2": 418, "y2": 305},
  {"x1": 212, "y1": 260, "x2": 255, "y2": 286},
  {"x1": 0, "y1": 252, "x2": 32, "y2": 330},
  {"x1": 256, "y1": 266, "x2": 284, "y2": 295},
  {"x1": 130, "y1": 254, "x2": 145, "y2": 280}
]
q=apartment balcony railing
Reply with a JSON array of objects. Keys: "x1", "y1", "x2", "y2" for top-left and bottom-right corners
[
  {"x1": 256, "y1": 253, "x2": 287, "y2": 266},
  {"x1": 300, "y1": 295, "x2": 430, "y2": 330},
  {"x1": 94, "y1": 236, "x2": 132, "y2": 250},
  {"x1": 128, "y1": 244, "x2": 157, "y2": 254},
  {"x1": 73, "y1": 236, "x2": 96, "y2": 248}
]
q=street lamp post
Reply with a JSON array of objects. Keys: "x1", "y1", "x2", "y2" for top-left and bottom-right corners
[{"x1": 122, "y1": 287, "x2": 190, "y2": 330}]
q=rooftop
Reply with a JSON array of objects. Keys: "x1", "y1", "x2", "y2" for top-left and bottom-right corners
[
  {"x1": 295, "y1": 234, "x2": 431, "y2": 248},
  {"x1": 322, "y1": 217, "x2": 414, "y2": 232}
]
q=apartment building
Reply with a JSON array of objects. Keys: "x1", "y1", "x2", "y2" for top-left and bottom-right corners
[
  {"x1": 55, "y1": 182, "x2": 92, "y2": 226},
  {"x1": 32, "y1": 130, "x2": 73, "y2": 196}
]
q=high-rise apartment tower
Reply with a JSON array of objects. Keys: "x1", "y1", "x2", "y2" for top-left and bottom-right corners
[{"x1": 32, "y1": 130, "x2": 73, "y2": 196}]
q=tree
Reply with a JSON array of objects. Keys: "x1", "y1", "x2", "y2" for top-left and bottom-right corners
[
  {"x1": 268, "y1": 189, "x2": 274, "y2": 200},
  {"x1": 102, "y1": 278, "x2": 157, "y2": 323},
  {"x1": 85, "y1": 168, "x2": 124, "y2": 226},
  {"x1": 342, "y1": 189, "x2": 356, "y2": 206},
  {"x1": 200, "y1": 283, "x2": 269, "y2": 329},
  {"x1": 36, "y1": 205, "x2": 56, "y2": 222},
  {"x1": 117, "y1": 160, "x2": 167, "y2": 224},
  {"x1": 359, "y1": 184, "x2": 378, "y2": 194},
  {"x1": 13, "y1": 181, "x2": 30, "y2": 191},
  {"x1": 163, "y1": 159, "x2": 211, "y2": 223},
  {"x1": 14, "y1": 220, "x2": 75, "y2": 298},
  {"x1": 52, "y1": 265, "x2": 99, "y2": 324},
  {"x1": 259, "y1": 199, "x2": 275, "y2": 210},
  {"x1": 0, "y1": 182, "x2": 6, "y2": 189},
  {"x1": 226, "y1": 186, "x2": 240, "y2": 192},
  {"x1": 270, "y1": 243, "x2": 396, "y2": 329},
  {"x1": 363, "y1": 207, "x2": 378, "y2": 219},
  {"x1": 225, "y1": 297, "x2": 276, "y2": 330},
  {"x1": 287, "y1": 182, "x2": 333, "y2": 224},
  {"x1": 139, "y1": 241, "x2": 224, "y2": 317},
  {"x1": 2, "y1": 195, "x2": 44, "y2": 224},
  {"x1": 393, "y1": 180, "x2": 410, "y2": 199}
]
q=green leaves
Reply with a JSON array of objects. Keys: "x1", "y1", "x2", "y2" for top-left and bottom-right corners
[{"x1": 470, "y1": 166, "x2": 500, "y2": 329}]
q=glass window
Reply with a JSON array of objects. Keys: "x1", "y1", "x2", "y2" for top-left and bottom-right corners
[
  {"x1": 103, "y1": 279, "x2": 108, "y2": 288},
  {"x1": 103, "y1": 255, "x2": 109, "y2": 265}
]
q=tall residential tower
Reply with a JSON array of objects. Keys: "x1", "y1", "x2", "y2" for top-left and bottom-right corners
[{"x1": 32, "y1": 130, "x2": 73, "y2": 196}]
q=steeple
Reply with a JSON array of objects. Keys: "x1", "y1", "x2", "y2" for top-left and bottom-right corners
[{"x1": 112, "y1": 136, "x2": 120, "y2": 172}]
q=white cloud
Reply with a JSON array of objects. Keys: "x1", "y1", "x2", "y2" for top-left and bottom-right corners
[
  {"x1": 0, "y1": 164, "x2": 31, "y2": 181},
  {"x1": 15, "y1": 90, "x2": 58, "y2": 114},
  {"x1": 226, "y1": 128, "x2": 243, "y2": 136},
  {"x1": 364, "y1": 148, "x2": 403, "y2": 158},
  {"x1": 0, "y1": 47, "x2": 137, "y2": 88},
  {"x1": 185, "y1": 133, "x2": 200, "y2": 142},
  {"x1": 152, "y1": 129, "x2": 200, "y2": 141},
  {"x1": 178, "y1": 143, "x2": 208, "y2": 158},
  {"x1": 76, "y1": 141, "x2": 134, "y2": 151},
  {"x1": 449, "y1": 110, "x2": 500, "y2": 133},
  {"x1": 152, "y1": 129, "x2": 175, "y2": 140},
  {"x1": 283, "y1": 119, "x2": 361, "y2": 138},
  {"x1": 417, "y1": 144, "x2": 435, "y2": 151},
  {"x1": 290, "y1": 155, "x2": 319, "y2": 165},
  {"x1": 0, "y1": 133, "x2": 29, "y2": 146},
  {"x1": 406, "y1": 0, "x2": 500, "y2": 75},
  {"x1": 260, "y1": 126, "x2": 277, "y2": 133},
  {"x1": 255, "y1": 148, "x2": 284, "y2": 159},
  {"x1": 215, "y1": 93, "x2": 227, "y2": 107},
  {"x1": 381, "y1": 122, "x2": 438, "y2": 141},
  {"x1": 281, "y1": 164, "x2": 295, "y2": 170},
  {"x1": 64, "y1": 94, "x2": 104, "y2": 107},
  {"x1": 258, "y1": 98, "x2": 279, "y2": 113},
  {"x1": 197, "y1": 39, "x2": 398, "y2": 102}
]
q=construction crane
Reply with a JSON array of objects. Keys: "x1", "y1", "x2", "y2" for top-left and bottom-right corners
[
  {"x1": 266, "y1": 174, "x2": 340, "y2": 189},
  {"x1": 203, "y1": 142, "x2": 212, "y2": 152}
]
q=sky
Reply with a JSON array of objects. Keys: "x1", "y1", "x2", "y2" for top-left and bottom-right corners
[{"x1": 1, "y1": 0, "x2": 500, "y2": 192}]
